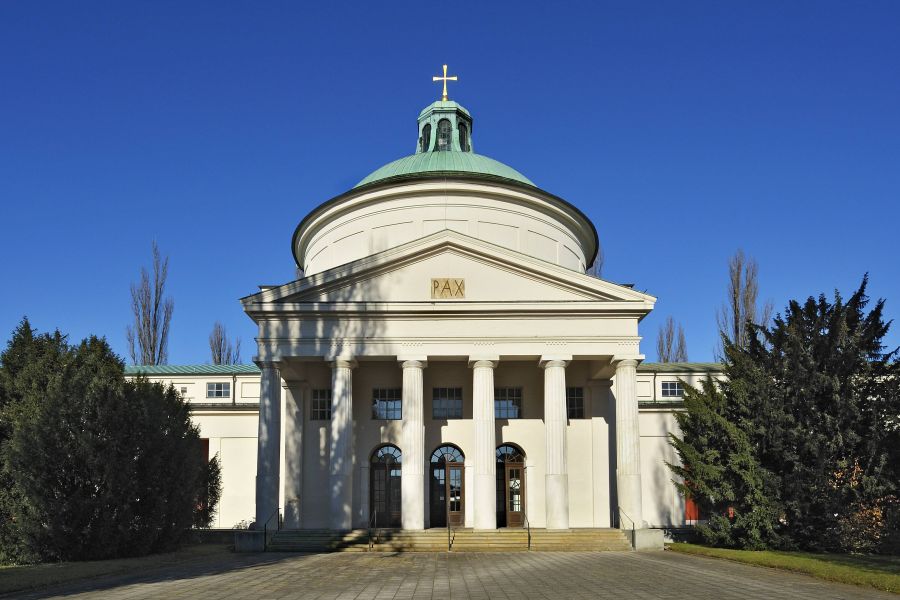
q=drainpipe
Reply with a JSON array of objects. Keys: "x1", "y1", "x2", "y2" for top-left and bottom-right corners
[{"x1": 232, "y1": 372, "x2": 237, "y2": 407}]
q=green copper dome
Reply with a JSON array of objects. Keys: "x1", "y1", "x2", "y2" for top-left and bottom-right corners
[
  {"x1": 355, "y1": 152, "x2": 535, "y2": 188},
  {"x1": 354, "y1": 100, "x2": 535, "y2": 189}
]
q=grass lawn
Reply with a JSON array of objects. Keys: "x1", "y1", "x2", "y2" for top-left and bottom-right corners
[
  {"x1": 0, "y1": 544, "x2": 229, "y2": 596},
  {"x1": 668, "y1": 542, "x2": 900, "y2": 594}
]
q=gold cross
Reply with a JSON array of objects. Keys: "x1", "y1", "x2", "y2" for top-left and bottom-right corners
[{"x1": 432, "y1": 64, "x2": 458, "y2": 101}]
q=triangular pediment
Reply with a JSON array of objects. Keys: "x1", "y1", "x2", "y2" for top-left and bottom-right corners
[{"x1": 243, "y1": 231, "x2": 655, "y2": 312}]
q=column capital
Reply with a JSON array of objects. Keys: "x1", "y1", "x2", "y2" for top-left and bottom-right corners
[
  {"x1": 399, "y1": 358, "x2": 428, "y2": 370},
  {"x1": 539, "y1": 357, "x2": 570, "y2": 369},
  {"x1": 254, "y1": 359, "x2": 282, "y2": 370},
  {"x1": 613, "y1": 358, "x2": 640, "y2": 370},
  {"x1": 330, "y1": 358, "x2": 357, "y2": 370},
  {"x1": 468, "y1": 358, "x2": 499, "y2": 369}
]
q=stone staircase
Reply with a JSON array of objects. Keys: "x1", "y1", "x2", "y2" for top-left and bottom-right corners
[{"x1": 267, "y1": 528, "x2": 632, "y2": 552}]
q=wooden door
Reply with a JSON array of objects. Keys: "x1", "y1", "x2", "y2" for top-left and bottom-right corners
[
  {"x1": 446, "y1": 463, "x2": 464, "y2": 527},
  {"x1": 504, "y1": 463, "x2": 525, "y2": 528},
  {"x1": 431, "y1": 462, "x2": 464, "y2": 527},
  {"x1": 371, "y1": 462, "x2": 402, "y2": 528}
]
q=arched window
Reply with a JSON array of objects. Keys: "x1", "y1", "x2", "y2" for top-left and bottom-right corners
[
  {"x1": 458, "y1": 122, "x2": 470, "y2": 152},
  {"x1": 496, "y1": 444, "x2": 525, "y2": 464},
  {"x1": 430, "y1": 444, "x2": 464, "y2": 464},
  {"x1": 372, "y1": 445, "x2": 402, "y2": 464},
  {"x1": 421, "y1": 123, "x2": 431, "y2": 152},
  {"x1": 436, "y1": 119, "x2": 452, "y2": 151}
]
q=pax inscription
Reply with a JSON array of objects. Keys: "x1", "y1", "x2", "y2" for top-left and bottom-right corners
[{"x1": 431, "y1": 278, "x2": 465, "y2": 299}]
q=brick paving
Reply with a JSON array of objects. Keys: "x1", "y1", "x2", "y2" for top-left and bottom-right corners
[{"x1": 9, "y1": 550, "x2": 895, "y2": 600}]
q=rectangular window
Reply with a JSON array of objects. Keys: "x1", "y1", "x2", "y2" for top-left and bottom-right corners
[
  {"x1": 494, "y1": 387, "x2": 522, "y2": 419},
  {"x1": 661, "y1": 381, "x2": 684, "y2": 398},
  {"x1": 311, "y1": 389, "x2": 332, "y2": 420},
  {"x1": 432, "y1": 387, "x2": 463, "y2": 419},
  {"x1": 566, "y1": 387, "x2": 585, "y2": 419},
  {"x1": 206, "y1": 382, "x2": 231, "y2": 398},
  {"x1": 372, "y1": 388, "x2": 402, "y2": 420}
]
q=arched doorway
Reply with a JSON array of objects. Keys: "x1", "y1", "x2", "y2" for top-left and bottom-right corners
[
  {"x1": 370, "y1": 445, "x2": 402, "y2": 528},
  {"x1": 430, "y1": 445, "x2": 465, "y2": 527},
  {"x1": 496, "y1": 444, "x2": 526, "y2": 528}
]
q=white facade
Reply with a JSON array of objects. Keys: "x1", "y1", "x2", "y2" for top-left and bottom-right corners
[
  {"x1": 128, "y1": 364, "x2": 722, "y2": 530},
  {"x1": 130, "y1": 97, "x2": 727, "y2": 534},
  {"x1": 121, "y1": 369, "x2": 261, "y2": 528}
]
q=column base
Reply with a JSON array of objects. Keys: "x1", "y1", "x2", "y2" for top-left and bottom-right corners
[
  {"x1": 283, "y1": 498, "x2": 301, "y2": 529},
  {"x1": 473, "y1": 472, "x2": 497, "y2": 530},
  {"x1": 545, "y1": 473, "x2": 570, "y2": 530},
  {"x1": 616, "y1": 472, "x2": 644, "y2": 529},
  {"x1": 401, "y1": 473, "x2": 425, "y2": 530},
  {"x1": 330, "y1": 473, "x2": 353, "y2": 530}
]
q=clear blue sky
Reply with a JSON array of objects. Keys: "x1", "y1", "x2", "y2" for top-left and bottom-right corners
[{"x1": 1, "y1": 1, "x2": 898, "y2": 364}]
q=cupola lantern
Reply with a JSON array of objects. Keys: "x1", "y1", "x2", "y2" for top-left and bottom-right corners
[{"x1": 417, "y1": 65, "x2": 473, "y2": 154}]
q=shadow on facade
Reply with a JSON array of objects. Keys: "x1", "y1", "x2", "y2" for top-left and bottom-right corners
[{"x1": 257, "y1": 253, "x2": 395, "y2": 530}]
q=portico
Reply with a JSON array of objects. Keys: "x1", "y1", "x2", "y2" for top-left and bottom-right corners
[
  {"x1": 241, "y1": 90, "x2": 657, "y2": 538},
  {"x1": 252, "y1": 353, "x2": 646, "y2": 532}
]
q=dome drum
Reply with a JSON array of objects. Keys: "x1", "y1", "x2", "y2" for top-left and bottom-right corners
[
  {"x1": 294, "y1": 179, "x2": 597, "y2": 276},
  {"x1": 291, "y1": 96, "x2": 599, "y2": 277}
]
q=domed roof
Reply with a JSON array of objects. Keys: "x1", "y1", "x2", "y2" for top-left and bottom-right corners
[
  {"x1": 354, "y1": 151, "x2": 535, "y2": 189},
  {"x1": 353, "y1": 98, "x2": 535, "y2": 189}
]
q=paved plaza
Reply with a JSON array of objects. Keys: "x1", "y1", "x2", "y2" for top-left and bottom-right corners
[{"x1": 8, "y1": 550, "x2": 895, "y2": 600}]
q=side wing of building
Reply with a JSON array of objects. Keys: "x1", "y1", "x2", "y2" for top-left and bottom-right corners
[
  {"x1": 125, "y1": 365, "x2": 262, "y2": 529},
  {"x1": 127, "y1": 362, "x2": 723, "y2": 530}
]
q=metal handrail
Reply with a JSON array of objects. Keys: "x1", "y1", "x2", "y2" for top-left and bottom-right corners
[
  {"x1": 523, "y1": 512, "x2": 532, "y2": 551},
  {"x1": 618, "y1": 506, "x2": 636, "y2": 535},
  {"x1": 368, "y1": 510, "x2": 377, "y2": 551},
  {"x1": 262, "y1": 507, "x2": 281, "y2": 551},
  {"x1": 446, "y1": 497, "x2": 452, "y2": 552}
]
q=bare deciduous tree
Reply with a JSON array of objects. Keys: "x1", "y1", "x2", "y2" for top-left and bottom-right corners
[
  {"x1": 209, "y1": 321, "x2": 241, "y2": 365},
  {"x1": 656, "y1": 316, "x2": 688, "y2": 363},
  {"x1": 716, "y1": 249, "x2": 773, "y2": 352},
  {"x1": 126, "y1": 242, "x2": 174, "y2": 365}
]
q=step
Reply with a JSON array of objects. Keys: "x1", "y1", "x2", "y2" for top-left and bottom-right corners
[{"x1": 267, "y1": 528, "x2": 632, "y2": 552}]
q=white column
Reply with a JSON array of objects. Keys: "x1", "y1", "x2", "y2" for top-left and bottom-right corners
[
  {"x1": 282, "y1": 383, "x2": 304, "y2": 528},
  {"x1": 470, "y1": 358, "x2": 498, "y2": 530},
  {"x1": 614, "y1": 359, "x2": 644, "y2": 528},
  {"x1": 541, "y1": 358, "x2": 570, "y2": 529},
  {"x1": 329, "y1": 358, "x2": 355, "y2": 530},
  {"x1": 255, "y1": 361, "x2": 282, "y2": 528},
  {"x1": 400, "y1": 359, "x2": 426, "y2": 530}
]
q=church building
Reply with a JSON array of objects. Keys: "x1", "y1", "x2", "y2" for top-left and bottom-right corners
[{"x1": 129, "y1": 69, "x2": 723, "y2": 548}]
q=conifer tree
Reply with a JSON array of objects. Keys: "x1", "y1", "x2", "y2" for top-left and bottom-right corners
[
  {"x1": 670, "y1": 276, "x2": 899, "y2": 552},
  {"x1": 0, "y1": 321, "x2": 221, "y2": 562}
]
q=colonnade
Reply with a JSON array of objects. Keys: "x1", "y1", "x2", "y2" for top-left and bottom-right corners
[{"x1": 255, "y1": 357, "x2": 644, "y2": 531}]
